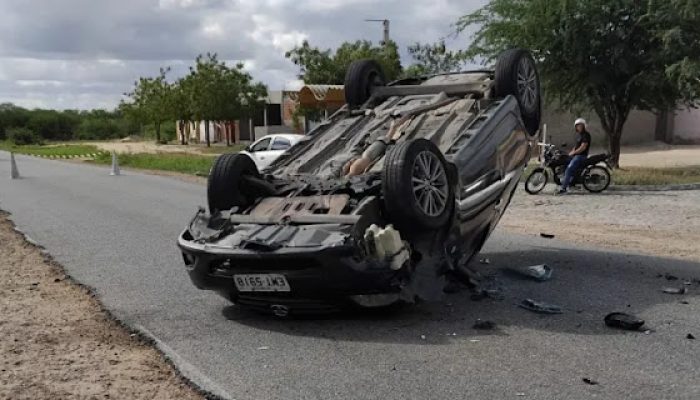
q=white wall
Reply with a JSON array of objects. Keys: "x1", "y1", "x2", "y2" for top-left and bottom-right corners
[
  {"x1": 673, "y1": 108, "x2": 700, "y2": 144},
  {"x1": 542, "y1": 106, "x2": 656, "y2": 149}
]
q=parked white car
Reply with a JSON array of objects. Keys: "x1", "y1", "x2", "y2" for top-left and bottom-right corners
[{"x1": 240, "y1": 133, "x2": 305, "y2": 170}]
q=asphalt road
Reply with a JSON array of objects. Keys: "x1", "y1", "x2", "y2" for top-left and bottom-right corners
[{"x1": 2, "y1": 151, "x2": 700, "y2": 400}]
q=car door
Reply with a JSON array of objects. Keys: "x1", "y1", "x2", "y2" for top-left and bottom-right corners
[{"x1": 246, "y1": 137, "x2": 272, "y2": 169}]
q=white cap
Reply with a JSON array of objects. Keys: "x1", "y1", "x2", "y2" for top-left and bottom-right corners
[{"x1": 574, "y1": 118, "x2": 587, "y2": 128}]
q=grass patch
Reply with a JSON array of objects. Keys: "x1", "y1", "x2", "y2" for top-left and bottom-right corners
[
  {"x1": 0, "y1": 141, "x2": 101, "y2": 157},
  {"x1": 613, "y1": 166, "x2": 700, "y2": 186},
  {"x1": 92, "y1": 152, "x2": 220, "y2": 175}
]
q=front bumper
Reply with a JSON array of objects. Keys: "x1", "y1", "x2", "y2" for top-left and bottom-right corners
[{"x1": 177, "y1": 229, "x2": 407, "y2": 310}]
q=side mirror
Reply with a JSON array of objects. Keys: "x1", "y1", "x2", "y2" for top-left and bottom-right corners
[{"x1": 244, "y1": 145, "x2": 252, "y2": 152}]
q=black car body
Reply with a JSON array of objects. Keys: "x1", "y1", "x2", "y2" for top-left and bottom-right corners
[{"x1": 178, "y1": 49, "x2": 541, "y2": 315}]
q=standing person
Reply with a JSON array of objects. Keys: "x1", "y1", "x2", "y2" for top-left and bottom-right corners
[{"x1": 558, "y1": 118, "x2": 591, "y2": 194}]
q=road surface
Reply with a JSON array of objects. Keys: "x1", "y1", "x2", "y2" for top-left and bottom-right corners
[{"x1": 2, "y1": 151, "x2": 699, "y2": 400}]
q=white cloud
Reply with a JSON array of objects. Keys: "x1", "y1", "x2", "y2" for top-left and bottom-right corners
[{"x1": 0, "y1": 0, "x2": 487, "y2": 109}]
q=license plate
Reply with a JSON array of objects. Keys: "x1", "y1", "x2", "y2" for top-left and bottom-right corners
[{"x1": 234, "y1": 274, "x2": 291, "y2": 292}]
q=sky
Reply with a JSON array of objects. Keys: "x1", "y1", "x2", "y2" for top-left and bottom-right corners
[{"x1": 0, "y1": 0, "x2": 485, "y2": 110}]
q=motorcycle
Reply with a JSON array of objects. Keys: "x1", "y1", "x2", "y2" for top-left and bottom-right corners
[{"x1": 524, "y1": 142, "x2": 612, "y2": 194}]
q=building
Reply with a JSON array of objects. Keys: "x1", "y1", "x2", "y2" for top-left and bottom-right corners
[{"x1": 175, "y1": 86, "x2": 346, "y2": 144}]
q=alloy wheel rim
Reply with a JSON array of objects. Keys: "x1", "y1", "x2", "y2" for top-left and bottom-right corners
[
  {"x1": 517, "y1": 58, "x2": 538, "y2": 111},
  {"x1": 412, "y1": 151, "x2": 449, "y2": 217}
]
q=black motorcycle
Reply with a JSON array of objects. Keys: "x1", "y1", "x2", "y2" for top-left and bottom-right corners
[{"x1": 524, "y1": 143, "x2": 612, "y2": 194}]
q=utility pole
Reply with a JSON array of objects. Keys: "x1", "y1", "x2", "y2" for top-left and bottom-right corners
[{"x1": 365, "y1": 19, "x2": 390, "y2": 45}]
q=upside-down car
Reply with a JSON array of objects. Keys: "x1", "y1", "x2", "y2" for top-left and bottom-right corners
[{"x1": 178, "y1": 48, "x2": 541, "y2": 316}]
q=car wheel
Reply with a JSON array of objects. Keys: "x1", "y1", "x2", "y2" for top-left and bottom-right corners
[
  {"x1": 344, "y1": 59, "x2": 386, "y2": 108},
  {"x1": 495, "y1": 48, "x2": 542, "y2": 136},
  {"x1": 524, "y1": 168, "x2": 548, "y2": 194},
  {"x1": 382, "y1": 139, "x2": 455, "y2": 231},
  {"x1": 583, "y1": 166, "x2": 611, "y2": 193},
  {"x1": 207, "y1": 153, "x2": 261, "y2": 213}
]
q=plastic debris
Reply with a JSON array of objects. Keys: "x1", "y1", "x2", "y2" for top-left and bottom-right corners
[
  {"x1": 420, "y1": 335, "x2": 426, "y2": 340},
  {"x1": 469, "y1": 339, "x2": 480, "y2": 343},
  {"x1": 582, "y1": 378, "x2": 598, "y2": 385},
  {"x1": 519, "y1": 299, "x2": 563, "y2": 314},
  {"x1": 540, "y1": 233, "x2": 555, "y2": 239},
  {"x1": 473, "y1": 319, "x2": 496, "y2": 330},
  {"x1": 257, "y1": 346, "x2": 270, "y2": 350},
  {"x1": 511, "y1": 264, "x2": 553, "y2": 282},
  {"x1": 604, "y1": 312, "x2": 645, "y2": 331},
  {"x1": 687, "y1": 334, "x2": 695, "y2": 340},
  {"x1": 662, "y1": 287, "x2": 687, "y2": 295}
]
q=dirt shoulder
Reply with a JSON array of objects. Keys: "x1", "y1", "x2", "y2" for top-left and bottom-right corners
[
  {"x1": 500, "y1": 188, "x2": 700, "y2": 262},
  {"x1": 0, "y1": 214, "x2": 203, "y2": 400}
]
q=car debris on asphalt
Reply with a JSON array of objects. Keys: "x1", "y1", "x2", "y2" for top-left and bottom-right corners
[
  {"x1": 519, "y1": 299, "x2": 563, "y2": 314},
  {"x1": 470, "y1": 288, "x2": 503, "y2": 301},
  {"x1": 687, "y1": 334, "x2": 695, "y2": 340},
  {"x1": 539, "y1": 233, "x2": 555, "y2": 239},
  {"x1": 604, "y1": 312, "x2": 645, "y2": 331},
  {"x1": 662, "y1": 287, "x2": 688, "y2": 295},
  {"x1": 582, "y1": 378, "x2": 599, "y2": 385},
  {"x1": 479, "y1": 258, "x2": 491, "y2": 265},
  {"x1": 510, "y1": 264, "x2": 553, "y2": 281},
  {"x1": 473, "y1": 319, "x2": 496, "y2": 330}
]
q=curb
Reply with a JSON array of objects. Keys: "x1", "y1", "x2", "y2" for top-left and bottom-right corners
[{"x1": 608, "y1": 183, "x2": 700, "y2": 192}]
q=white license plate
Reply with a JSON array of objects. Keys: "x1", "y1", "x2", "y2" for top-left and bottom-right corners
[{"x1": 234, "y1": 274, "x2": 291, "y2": 292}]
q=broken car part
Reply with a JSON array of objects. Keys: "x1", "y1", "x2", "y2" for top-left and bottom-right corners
[
  {"x1": 519, "y1": 299, "x2": 563, "y2": 314},
  {"x1": 510, "y1": 264, "x2": 553, "y2": 282},
  {"x1": 662, "y1": 287, "x2": 688, "y2": 295},
  {"x1": 604, "y1": 312, "x2": 645, "y2": 331}
]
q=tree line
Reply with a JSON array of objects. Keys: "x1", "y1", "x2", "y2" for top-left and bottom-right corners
[{"x1": 0, "y1": 103, "x2": 139, "y2": 145}]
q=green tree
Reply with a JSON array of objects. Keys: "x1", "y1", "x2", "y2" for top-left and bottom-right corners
[
  {"x1": 403, "y1": 40, "x2": 466, "y2": 78},
  {"x1": 457, "y1": 0, "x2": 700, "y2": 166},
  {"x1": 187, "y1": 53, "x2": 267, "y2": 147},
  {"x1": 286, "y1": 40, "x2": 403, "y2": 84},
  {"x1": 122, "y1": 68, "x2": 173, "y2": 143}
]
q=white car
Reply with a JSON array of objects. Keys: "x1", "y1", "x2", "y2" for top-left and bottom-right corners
[{"x1": 240, "y1": 133, "x2": 305, "y2": 170}]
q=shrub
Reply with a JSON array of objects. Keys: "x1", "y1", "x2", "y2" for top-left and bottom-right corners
[{"x1": 7, "y1": 127, "x2": 42, "y2": 145}]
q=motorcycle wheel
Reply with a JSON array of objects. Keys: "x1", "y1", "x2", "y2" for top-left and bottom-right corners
[
  {"x1": 583, "y1": 166, "x2": 611, "y2": 193},
  {"x1": 524, "y1": 168, "x2": 548, "y2": 194}
]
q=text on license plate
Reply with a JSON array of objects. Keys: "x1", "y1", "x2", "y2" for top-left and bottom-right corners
[{"x1": 234, "y1": 274, "x2": 291, "y2": 292}]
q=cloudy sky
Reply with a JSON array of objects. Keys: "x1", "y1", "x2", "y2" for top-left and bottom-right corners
[{"x1": 0, "y1": 0, "x2": 485, "y2": 110}]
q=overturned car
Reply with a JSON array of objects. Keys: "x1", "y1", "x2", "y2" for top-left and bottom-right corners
[{"x1": 178, "y1": 48, "x2": 541, "y2": 315}]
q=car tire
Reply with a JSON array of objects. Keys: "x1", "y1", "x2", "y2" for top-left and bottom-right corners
[
  {"x1": 583, "y1": 165, "x2": 611, "y2": 193},
  {"x1": 207, "y1": 153, "x2": 261, "y2": 213},
  {"x1": 495, "y1": 48, "x2": 542, "y2": 136},
  {"x1": 524, "y1": 168, "x2": 548, "y2": 194},
  {"x1": 382, "y1": 139, "x2": 455, "y2": 231},
  {"x1": 344, "y1": 59, "x2": 386, "y2": 108}
]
